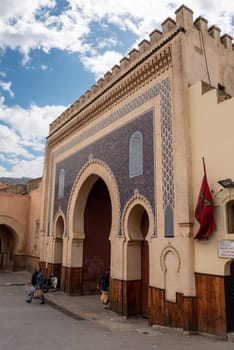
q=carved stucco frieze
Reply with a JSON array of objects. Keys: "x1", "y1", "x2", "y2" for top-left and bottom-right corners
[{"x1": 49, "y1": 46, "x2": 172, "y2": 135}]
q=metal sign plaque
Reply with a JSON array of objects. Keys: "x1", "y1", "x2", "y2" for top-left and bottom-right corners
[{"x1": 218, "y1": 240, "x2": 234, "y2": 258}]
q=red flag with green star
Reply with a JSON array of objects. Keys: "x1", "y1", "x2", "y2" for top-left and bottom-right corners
[{"x1": 194, "y1": 159, "x2": 216, "y2": 240}]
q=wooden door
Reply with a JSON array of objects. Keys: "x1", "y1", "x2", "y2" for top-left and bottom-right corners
[
  {"x1": 225, "y1": 261, "x2": 234, "y2": 332},
  {"x1": 83, "y1": 178, "x2": 111, "y2": 294},
  {"x1": 141, "y1": 240, "x2": 149, "y2": 318}
]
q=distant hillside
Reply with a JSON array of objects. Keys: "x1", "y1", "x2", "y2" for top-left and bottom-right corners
[{"x1": 0, "y1": 177, "x2": 32, "y2": 185}]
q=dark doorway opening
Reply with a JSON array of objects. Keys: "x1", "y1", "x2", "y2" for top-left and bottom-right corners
[
  {"x1": 82, "y1": 178, "x2": 111, "y2": 294},
  {"x1": 0, "y1": 225, "x2": 16, "y2": 271},
  {"x1": 54, "y1": 215, "x2": 64, "y2": 288},
  {"x1": 225, "y1": 261, "x2": 234, "y2": 332},
  {"x1": 141, "y1": 209, "x2": 149, "y2": 318}
]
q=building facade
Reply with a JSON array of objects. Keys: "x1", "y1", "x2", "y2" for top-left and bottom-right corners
[
  {"x1": 0, "y1": 179, "x2": 42, "y2": 271},
  {"x1": 0, "y1": 5, "x2": 234, "y2": 339},
  {"x1": 39, "y1": 5, "x2": 234, "y2": 337}
]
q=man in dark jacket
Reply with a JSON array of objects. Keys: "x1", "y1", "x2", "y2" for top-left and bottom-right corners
[
  {"x1": 100, "y1": 268, "x2": 110, "y2": 292},
  {"x1": 99, "y1": 268, "x2": 110, "y2": 307},
  {"x1": 26, "y1": 266, "x2": 45, "y2": 304},
  {"x1": 31, "y1": 268, "x2": 38, "y2": 287}
]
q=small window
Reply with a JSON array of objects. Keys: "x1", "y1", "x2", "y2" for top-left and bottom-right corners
[
  {"x1": 129, "y1": 131, "x2": 143, "y2": 178},
  {"x1": 58, "y1": 168, "x2": 65, "y2": 199},
  {"x1": 227, "y1": 200, "x2": 234, "y2": 233}
]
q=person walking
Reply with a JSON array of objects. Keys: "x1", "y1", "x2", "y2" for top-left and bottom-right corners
[
  {"x1": 26, "y1": 266, "x2": 45, "y2": 304},
  {"x1": 99, "y1": 267, "x2": 110, "y2": 308},
  {"x1": 31, "y1": 268, "x2": 38, "y2": 287}
]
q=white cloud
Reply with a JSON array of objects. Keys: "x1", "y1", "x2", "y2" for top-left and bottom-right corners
[
  {"x1": 81, "y1": 51, "x2": 123, "y2": 79},
  {"x1": 0, "y1": 0, "x2": 233, "y2": 66},
  {"x1": 0, "y1": 0, "x2": 56, "y2": 20},
  {"x1": 0, "y1": 102, "x2": 66, "y2": 142},
  {"x1": 0, "y1": 99, "x2": 66, "y2": 177},
  {"x1": 0, "y1": 124, "x2": 30, "y2": 157},
  {"x1": 41, "y1": 64, "x2": 48, "y2": 70},
  {"x1": 0, "y1": 156, "x2": 45, "y2": 178},
  {"x1": 0, "y1": 80, "x2": 14, "y2": 98},
  {"x1": 0, "y1": 154, "x2": 7, "y2": 161}
]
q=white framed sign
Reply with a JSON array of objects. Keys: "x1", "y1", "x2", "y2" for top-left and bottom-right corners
[{"x1": 218, "y1": 240, "x2": 234, "y2": 259}]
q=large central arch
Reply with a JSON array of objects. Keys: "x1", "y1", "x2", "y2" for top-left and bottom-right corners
[
  {"x1": 64, "y1": 159, "x2": 120, "y2": 294},
  {"x1": 82, "y1": 177, "x2": 111, "y2": 293}
]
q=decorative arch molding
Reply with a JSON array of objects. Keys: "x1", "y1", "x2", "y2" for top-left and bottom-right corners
[
  {"x1": 122, "y1": 192, "x2": 154, "y2": 242},
  {"x1": 224, "y1": 259, "x2": 234, "y2": 275},
  {"x1": 53, "y1": 208, "x2": 66, "y2": 238},
  {"x1": 160, "y1": 245, "x2": 181, "y2": 273},
  {"x1": 0, "y1": 215, "x2": 23, "y2": 250},
  {"x1": 67, "y1": 158, "x2": 120, "y2": 240},
  {"x1": 220, "y1": 192, "x2": 234, "y2": 205},
  {"x1": 219, "y1": 192, "x2": 234, "y2": 234}
]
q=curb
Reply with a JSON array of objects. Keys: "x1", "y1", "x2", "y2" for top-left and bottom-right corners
[{"x1": 45, "y1": 297, "x2": 84, "y2": 321}]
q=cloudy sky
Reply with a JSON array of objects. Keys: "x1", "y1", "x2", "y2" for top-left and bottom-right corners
[{"x1": 0, "y1": 0, "x2": 233, "y2": 179}]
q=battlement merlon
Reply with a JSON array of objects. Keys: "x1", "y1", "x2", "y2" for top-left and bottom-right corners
[{"x1": 49, "y1": 4, "x2": 234, "y2": 136}]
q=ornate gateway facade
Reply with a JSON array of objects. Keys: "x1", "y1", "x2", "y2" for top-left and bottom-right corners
[{"x1": 36, "y1": 5, "x2": 234, "y2": 338}]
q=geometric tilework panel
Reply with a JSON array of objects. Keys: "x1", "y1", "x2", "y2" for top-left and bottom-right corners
[
  {"x1": 160, "y1": 78, "x2": 175, "y2": 210},
  {"x1": 52, "y1": 77, "x2": 175, "y2": 238},
  {"x1": 53, "y1": 110, "x2": 155, "y2": 218}
]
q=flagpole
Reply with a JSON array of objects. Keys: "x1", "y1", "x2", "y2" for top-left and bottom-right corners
[
  {"x1": 202, "y1": 157, "x2": 206, "y2": 174},
  {"x1": 194, "y1": 156, "x2": 216, "y2": 239}
]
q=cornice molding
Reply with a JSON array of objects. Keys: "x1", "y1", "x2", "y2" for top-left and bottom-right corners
[{"x1": 48, "y1": 44, "x2": 173, "y2": 142}]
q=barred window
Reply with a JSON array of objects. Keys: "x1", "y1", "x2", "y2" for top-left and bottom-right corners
[
  {"x1": 227, "y1": 200, "x2": 234, "y2": 233},
  {"x1": 129, "y1": 131, "x2": 143, "y2": 178},
  {"x1": 58, "y1": 168, "x2": 65, "y2": 199}
]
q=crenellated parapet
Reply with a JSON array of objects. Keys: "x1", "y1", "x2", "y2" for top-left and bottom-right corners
[{"x1": 49, "y1": 4, "x2": 234, "y2": 136}]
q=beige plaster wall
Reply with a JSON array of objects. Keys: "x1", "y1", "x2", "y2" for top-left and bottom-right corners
[
  {"x1": 0, "y1": 192, "x2": 29, "y2": 252},
  {"x1": 40, "y1": 5, "x2": 234, "y2": 296},
  {"x1": 27, "y1": 182, "x2": 43, "y2": 258},
  {"x1": 188, "y1": 81, "x2": 234, "y2": 276},
  {"x1": 183, "y1": 25, "x2": 234, "y2": 96},
  {"x1": 150, "y1": 237, "x2": 196, "y2": 296}
]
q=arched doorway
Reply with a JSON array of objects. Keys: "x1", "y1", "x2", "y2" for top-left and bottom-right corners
[
  {"x1": 141, "y1": 209, "x2": 149, "y2": 317},
  {"x1": 225, "y1": 260, "x2": 234, "y2": 332},
  {"x1": 53, "y1": 214, "x2": 64, "y2": 287},
  {"x1": 66, "y1": 159, "x2": 120, "y2": 295},
  {"x1": 0, "y1": 225, "x2": 16, "y2": 271},
  {"x1": 82, "y1": 177, "x2": 111, "y2": 294},
  {"x1": 127, "y1": 204, "x2": 149, "y2": 317}
]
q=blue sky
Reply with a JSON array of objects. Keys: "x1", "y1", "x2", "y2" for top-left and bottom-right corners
[{"x1": 0, "y1": 0, "x2": 234, "y2": 178}]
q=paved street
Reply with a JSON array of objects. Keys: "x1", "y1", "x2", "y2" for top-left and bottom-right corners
[{"x1": 0, "y1": 271, "x2": 233, "y2": 350}]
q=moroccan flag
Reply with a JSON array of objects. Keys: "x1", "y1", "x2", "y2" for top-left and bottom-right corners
[{"x1": 194, "y1": 159, "x2": 216, "y2": 240}]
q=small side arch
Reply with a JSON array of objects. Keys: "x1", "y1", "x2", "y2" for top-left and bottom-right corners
[
  {"x1": 122, "y1": 193, "x2": 155, "y2": 242},
  {"x1": 121, "y1": 193, "x2": 154, "y2": 317},
  {"x1": 0, "y1": 215, "x2": 24, "y2": 252},
  {"x1": 224, "y1": 259, "x2": 234, "y2": 275},
  {"x1": 53, "y1": 209, "x2": 66, "y2": 238},
  {"x1": 160, "y1": 245, "x2": 181, "y2": 273},
  {"x1": 219, "y1": 193, "x2": 234, "y2": 235},
  {"x1": 0, "y1": 216, "x2": 25, "y2": 271},
  {"x1": 160, "y1": 245, "x2": 181, "y2": 302}
]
